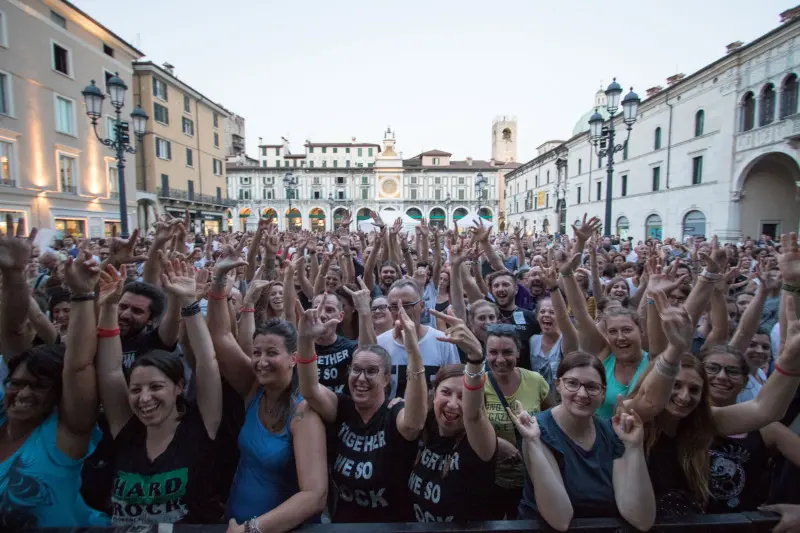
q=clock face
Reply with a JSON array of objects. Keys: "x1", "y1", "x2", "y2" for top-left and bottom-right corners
[{"x1": 381, "y1": 178, "x2": 398, "y2": 197}]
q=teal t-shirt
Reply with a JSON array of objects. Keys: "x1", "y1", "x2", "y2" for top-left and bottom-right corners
[
  {"x1": 0, "y1": 386, "x2": 109, "y2": 528},
  {"x1": 598, "y1": 352, "x2": 649, "y2": 419}
]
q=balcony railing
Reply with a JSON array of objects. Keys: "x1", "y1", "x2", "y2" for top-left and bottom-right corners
[
  {"x1": 16, "y1": 512, "x2": 781, "y2": 533},
  {"x1": 61, "y1": 185, "x2": 77, "y2": 194},
  {"x1": 157, "y1": 187, "x2": 237, "y2": 208},
  {"x1": 0, "y1": 177, "x2": 16, "y2": 187}
]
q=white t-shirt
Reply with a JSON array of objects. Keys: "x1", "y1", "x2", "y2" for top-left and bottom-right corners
[{"x1": 377, "y1": 326, "x2": 460, "y2": 399}]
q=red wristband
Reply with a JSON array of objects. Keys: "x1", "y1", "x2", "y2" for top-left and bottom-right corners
[
  {"x1": 97, "y1": 327, "x2": 120, "y2": 338},
  {"x1": 775, "y1": 363, "x2": 800, "y2": 377},
  {"x1": 296, "y1": 353, "x2": 318, "y2": 364},
  {"x1": 239, "y1": 307, "x2": 255, "y2": 313},
  {"x1": 462, "y1": 374, "x2": 487, "y2": 391},
  {"x1": 207, "y1": 292, "x2": 227, "y2": 300}
]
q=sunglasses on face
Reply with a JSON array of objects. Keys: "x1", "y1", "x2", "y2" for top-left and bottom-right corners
[
  {"x1": 704, "y1": 362, "x2": 744, "y2": 379},
  {"x1": 388, "y1": 300, "x2": 421, "y2": 313},
  {"x1": 371, "y1": 305, "x2": 389, "y2": 313}
]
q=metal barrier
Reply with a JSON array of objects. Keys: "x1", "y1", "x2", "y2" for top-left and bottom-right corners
[{"x1": 20, "y1": 512, "x2": 781, "y2": 533}]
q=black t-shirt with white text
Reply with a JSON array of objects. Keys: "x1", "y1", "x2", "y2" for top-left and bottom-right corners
[
  {"x1": 110, "y1": 403, "x2": 219, "y2": 525},
  {"x1": 316, "y1": 335, "x2": 358, "y2": 393},
  {"x1": 329, "y1": 394, "x2": 418, "y2": 523},
  {"x1": 408, "y1": 416, "x2": 496, "y2": 523},
  {"x1": 496, "y1": 306, "x2": 540, "y2": 370}
]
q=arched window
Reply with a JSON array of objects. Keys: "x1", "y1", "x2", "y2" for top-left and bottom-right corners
[
  {"x1": 654, "y1": 127, "x2": 662, "y2": 150},
  {"x1": 781, "y1": 74, "x2": 798, "y2": 118},
  {"x1": 760, "y1": 83, "x2": 776, "y2": 126},
  {"x1": 741, "y1": 92, "x2": 755, "y2": 132},
  {"x1": 694, "y1": 110, "x2": 705, "y2": 137},
  {"x1": 682, "y1": 210, "x2": 707, "y2": 238},
  {"x1": 645, "y1": 214, "x2": 662, "y2": 241},
  {"x1": 616, "y1": 216, "x2": 630, "y2": 240}
]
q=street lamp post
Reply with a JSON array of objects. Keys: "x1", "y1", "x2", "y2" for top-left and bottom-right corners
[
  {"x1": 474, "y1": 172, "x2": 487, "y2": 219},
  {"x1": 588, "y1": 79, "x2": 640, "y2": 238},
  {"x1": 82, "y1": 75, "x2": 149, "y2": 238},
  {"x1": 283, "y1": 170, "x2": 297, "y2": 230},
  {"x1": 327, "y1": 192, "x2": 336, "y2": 231}
]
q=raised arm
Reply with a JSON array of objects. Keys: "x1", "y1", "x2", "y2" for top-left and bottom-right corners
[
  {"x1": 684, "y1": 244, "x2": 725, "y2": 327},
  {"x1": 245, "y1": 220, "x2": 267, "y2": 282},
  {"x1": 612, "y1": 397, "x2": 656, "y2": 532},
  {"x1": 363, "y1": 231, "x2": 382, "y2": 291},
  {"x1": 433, "y1": 310, "x2": 496, "y2": 461},
  {"x1": 207, "y1": 256, "x2": 255, "y2": 399},
  {"x1": 473, "y1": 220, "x2": 505, "y2": 272},
  {"x1": 394, "y1": 306, "x2": 427, "y2": 440},
  {"x1": 295, "y1": 305, "x2": 339, "y2": 424},
  {"x1": 26, "y1": 295, "x2": 58, "y2": 345},
  {"x1": 344, "y1": 277, "x2": 377, "y2": 346},
  {"x1": 448, "y1": 243, "x2": 468, "y2": 321},
  {"x1": 513, "y1": 226, "x2": 525, "y2": 270},
  {"x1": 312, "y1": 253, "x2": 331, "y2": 296},
  {"x1": 431, "y1": 228, "x2": 443, "y2": 286},
  {"x1": 58, "y1": 246, "x2": 102, "y2": 459},
  {"x1": 282, "y1": 259, "x2": 299, "y2": 326},
  {"x1": 95, "y1": 264, "x2": 133, "y2": 439},
  {"x1": 542, "y1": 268, "x2": 578, "y2": 355},
  {"x1": 702, "y1": 278, "x2": 730, "y2": 349},
  {"x1": 161, "y1": 258, "x2": 222, "y2": 438},
  {"x1": 730, "y1": 269, "x2": 769, "y2": 353},
  {"x1": 507, "y1": 404, "x2": 573, "y2": 532},
  {"x1": 143, "y1": 218, "x2": 181, "y2": 285},
  {"x1": 0, "y1": 217, "x2": 36, "y2": 362},
  {"x1": 557, "y1": 251, "x2": 609, "y2": 358}
]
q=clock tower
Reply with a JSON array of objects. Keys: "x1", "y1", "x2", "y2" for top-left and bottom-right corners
[
  {"x1": 491, "y1": 116, "x2": 517, "y2": 163},
  {"x1": 375, "y1": 126, "x2": 404, "y2": 201}
]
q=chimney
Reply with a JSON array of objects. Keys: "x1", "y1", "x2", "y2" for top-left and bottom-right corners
[
  {"x1": 726, "y1": 41, "x2": 744, "y2": 54},
  {"x1": 666, "y1": 73, "x2": 686, "y2": 86},
  {"x1": 162, "y1": 62, "x2": 175, "y2": 75},
  {"x1": 780, "y1": 6, "x2": 800, "y2": 23},
  {"x1": 466, "y1": 157, "x2": 473, "y2": 166},
  {"x1": 646, "y1": 86, "x2": 663, "y2": 97}
]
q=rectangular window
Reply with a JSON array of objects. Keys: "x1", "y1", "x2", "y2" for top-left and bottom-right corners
[
  {"x1": 534, "y1": 196, "x2": 538, "y2": 209},
  {"x1": 546, "y1": 171, "x2": 550, "y2": 183},
  {"x1": 103, "y1": 44, "x2": 114, "y2": 57},
  {"x1": 261, "y1": 161, "x2": 266, "y2": 167},
  {"x1": 333, "y1": 147, "x2": 338, "y2": 154},
  {"x1": 596, "y1": 182, "x2": 601, "y2": 201},
  {"x1": 433, "y1": 157, "x2": 439, "y2": 165},
  {"x1": 621, "y1": 175, "x2": 628, "y2": 197},
  {"x1": 155, "y1": 137, "x2": 172, "y2": 160},
  {"x1": 577, "y1": 186, "x2": 582, "y2": 204},
  {"x1": 435, "y1": 176, "x2": 441, "y2": 185},
  {"x1": 434, "y1": 189, "x2": 442, "y2": 201},
  {"x1": 152, "y1": 77, "x2": 168, "y2": 101},
  {"x1": 153, "y1": 102, "x2": 169, "y2": 125},
  {"x1": 623, "y1": 141, "x2": 628, "y2": 160},
  {"x1": 311, "y1": 190, "x2": 320, "y2": 200},
  {"x1": 652, "y1": 166, "x2": 661, "y2": 191},
  {"x1": 0, "y1": 140, "x2": 15, "y2": 185},
  {"x1": 309, "y1": 161, "x2": 314, "y2": 168},
  {"x1": 457, "y1": 189, "x2": 465, "y2": 200},
  {"x1": 337, "y1": 190, "x2": 345, "y2": 200},
  {"x1": 0, "y1": 11, "x2": 6, "y2": 48},
  {"x1": 546, "y1": 194, "x2": 550, "y2": 208},
  {"x1": 214, "y1": 132, "x2": 220, "y2": 148},
  {"x1": 182, "y1": 117, "x2": 194, "y2": 136},
  {"x1": 216, "y1": 187, "x2": 221, "y2": 200},
  {"x1": 336, "y1": 176, "x2": 345, "y2": 185},
  {"x1": 458, "y1": 177, "x2": 465, "y2": 185},
  {"x1": 50, "y1": 11, "x2": 67, "y2": 28},
  {"x1": 58, "y1": 153, "x2": 77, "y2": 193},
  {"x1": 322, "y1": 160, "x2": 327, "y2": 168},
  {"x1": 357, "y1": 148, "x2": 362, "y2": 157},
  {"x1": 54, "y1": 95, "x2": 75, "y2": 135},
  {"x1": 284, "y1": 160, "x2": 289, "y2": 168},
  {"x1": 108, "y1": 163, "x2": 118, "y2": 197},
  {"x1": 692, "y1": 156, "x2": 703, "y2": 185},
  {"x1": 361, "y1": 188, "x2": 368, "y2": 200},
  {"x1": 322, "y1": 147, "x2": 327, "y2": 154},
  {"x1": 367, "y1": 163, "x2": 374, "y2": 168},
  {"x1": 410, "y1": 176, "x2": 417, "y2": 184},
  {"x1": 346, "y1": 160, "x2": 350, "y2": 168},
  {"x1": 213, "y1": 113, "x2": 219, "y2": 128},
  {"x1": 187, "y1": 180, "x2": 194, "y2": 200},
  {"x1": 184, "y1": 94, "x2": 191, "y2": 113},
  {"x1": 312, "y1": 176, "x2": 320, "y2": 185},
  {"x1": 410, "y1": 188, "x2": 417, "y2": 200},
  {"x1": 0, "y1": 71, "x2": 10, "y2": 115},
  {"x1": 333, "y1": 160, "x2": 338, "y2": 168},
  {"x1": 186, "y1": 148, "x2": 193, "y2": 167},
  {"x1": 261, "y1": 147, "x2": 267, "y2": 156},
  {"x1": 213, "y1": 159, "x2": 223, "y2": 175},
  {"x1": 161, "y1": 174, "x2": 169, "y2": 192},
  {"x1": 346, "y1": 147, "x2": 351, "y2": 154},
  {"x1": 275, "y1": 147, "x2": 280, "y2": 156},
  {"x1": 309, "y1": 147, "x2": 314, "y2": 154},
  {"x1": 578, "y1": 159, "x2": 582, "y2": 174},
  {"x1": 368, "y1": 148, "x2": 373, "y2": 157}
]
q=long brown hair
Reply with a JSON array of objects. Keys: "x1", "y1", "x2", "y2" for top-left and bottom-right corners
[{"x1": 631, "y1": 354, "x2": 715, "y2": 505}]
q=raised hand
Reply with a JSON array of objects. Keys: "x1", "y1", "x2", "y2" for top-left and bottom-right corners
[
  {"x1": 0, "y1": 214, "x2": 37, "y2": 271},
  {"x1": 369, "y1": 210, "x2": 385, "y2": 229},
  {"x1": 391, "y1": 217, "x2": 403, "y2": 235},
  {"x1": 781, "y1": 296, "x2": 800, "y2": 371},
  {"x1": 506, "y1": 400, "x2": 541, "y2": 441},
  {"x1": 159, "y1": 253, "x2": 197, "y2": 300},
  {"x1": 98, "y1": 264, "x2": 126, "y2": 306},
  {"x1": 555, "y1": 250, "x2": 582, "y2": 277},
  {"x1": 470, "y1": 218, "x2": 491, "y2": 243},
  {"x1": 646, "y1": 257, "x2": 687, "y2": 295},
  {"x1": 243, "y1": 280, "x2": 270, "y2": 307},
  {"x1": 541, "y1": 266, "x2": 559, "y2": 291},
  {"x1": 395, "y1": 305, "x2": 418, "y2": 348},
  {"x1": 343, "y1": 277, "x2": 372, "y2": 311},
  {"x1": 612, "y1": 395, "x2": 644, "y2": 448},
  {"x1": 194, "y1": 267, "x2": 210, "y2": 302},
  {"x1": 571, "y1": 213, "x2": 601, "y2": 243},
  {"x1": 64, "y1": 242, "x2": 101, "y2": 296},
  {"x1": 214, "y1": 254, "x2": 248, "y2": 280},
  {"x1": 430, "y1": 309, "x2": 482, "y2": 358},
  {"x1": 296, "y1": 300, "x2": 339, "y2": 339},
  {"x1": 651, "y1": 289, "x2": 694, "y2": 351},
  {"x1": 106, "y1": 228, "x2": 148, "y2": 268},
  {"x1": 778, "y1": 232, "x2": 800, "y2": 286}
]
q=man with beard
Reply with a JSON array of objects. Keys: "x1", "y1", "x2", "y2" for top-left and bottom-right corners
[
  {"x1": 117, "y1": 281, "x2": 180, "y2": 372},
  {"x1": 367, "y1": 260, "x2": 401, "y2": 299},
  {"x1": 486, "y1": 270, "x2": 540, "y2": 370},
  {"x1": 523, "y1": 265, "x2": 550, "y2": 311}
]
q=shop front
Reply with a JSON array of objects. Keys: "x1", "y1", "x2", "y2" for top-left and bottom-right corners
[
  {"x1": 104, "y1": 220, "x2": 122, "y2": 238},
  {"x1": 55, "y1": 218, "x2": 87, "y2": 239}
]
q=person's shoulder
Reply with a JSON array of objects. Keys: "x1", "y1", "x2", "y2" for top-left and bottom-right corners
[
  {"x1": 339, "y1": 335, "x2": 358, "y2": 349},
  {"x1": 376, "y1": 329, "x2": 393, "y2": 346},
  {"x1": 520, "y1": 368, "x2": 547, "y2": 386}
]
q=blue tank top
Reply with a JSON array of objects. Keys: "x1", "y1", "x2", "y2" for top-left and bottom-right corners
[
  {"x1": 226, "y1": 388, "x2": 301, "y2": 522},
  {"x1": 598, "y1": 352, "x2": 649, "y2": 419},
  {"x1": 0, "y1": 387, "x2": 108, "y2": 528}
]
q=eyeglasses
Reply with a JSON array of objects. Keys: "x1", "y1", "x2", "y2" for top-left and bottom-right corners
[
  {"x1": 388, "y1": 300, "x2": 421, "y2": 313},
  {"x1": 559, "y1": 377, "x2": 605, "y2": 396},
  {"x1": 348, "y1": 365, "x2": 382, "y2": 380},
  {"x1": 371, "y1": 305, "x2": 389, "y2": 313},
  {"x1": 5, "y1": 378, "x2": 53, "y2": 392},
  {"x1": 704, "y1": 362, "x2": 744, "y2": 379}
]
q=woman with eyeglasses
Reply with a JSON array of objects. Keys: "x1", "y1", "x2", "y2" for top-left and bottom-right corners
[
  {"x1": 508, "y1": 351, "x2": 656, "y2": 532},
  {"x1": 482, "y1": 322, "x2": 551, "y2": 520},
  {"x1": 699, "y1": 345, "x2": 800, "y2": 514},
  {"x1": 370, "y1": 296, "x2": 394, "y2": 336},
  {"x1": 296, "y1": 303, "x2": 427, "y2": 523}
]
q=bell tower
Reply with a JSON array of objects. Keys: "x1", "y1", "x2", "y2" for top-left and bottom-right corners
[{"x1": 492, "y1": 116, "x2": 517, "y2": 163}]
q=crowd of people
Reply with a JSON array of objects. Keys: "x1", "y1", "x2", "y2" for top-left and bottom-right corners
[{"x1": 1, "y1": 209, "x2": 800, "y2": 533}]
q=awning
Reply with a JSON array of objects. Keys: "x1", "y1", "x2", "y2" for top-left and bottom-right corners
[
  {"x1": 239, "y1": 208, "x2": 251, "y2": 217},
  {"x1": 407, "y1": 212, "x2": 422, "y2": 219},
  {"x1": 480, "y1": 214, "x2": 493, "y2": 220},
  {"x1": 357, "y1": 215, "x2": 370, "y2": 221},
  {"x1": 453, "y1": 212, "x2": 467, "y2": 220},
  {"x1": 429, "y1": 213, "x2": 445, "y2": 220},
  {"x1": 309, "y1": 213, "x2": 326, "y2": 219}
]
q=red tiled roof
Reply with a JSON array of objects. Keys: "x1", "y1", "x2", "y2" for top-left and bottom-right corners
[{"x1": 419, "y1": 149, "x2": 453, "y2": 157}]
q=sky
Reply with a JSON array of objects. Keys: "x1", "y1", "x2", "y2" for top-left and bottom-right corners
[{"x1": 74, "y1": 0, "x2": 792, "y2": 162}]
